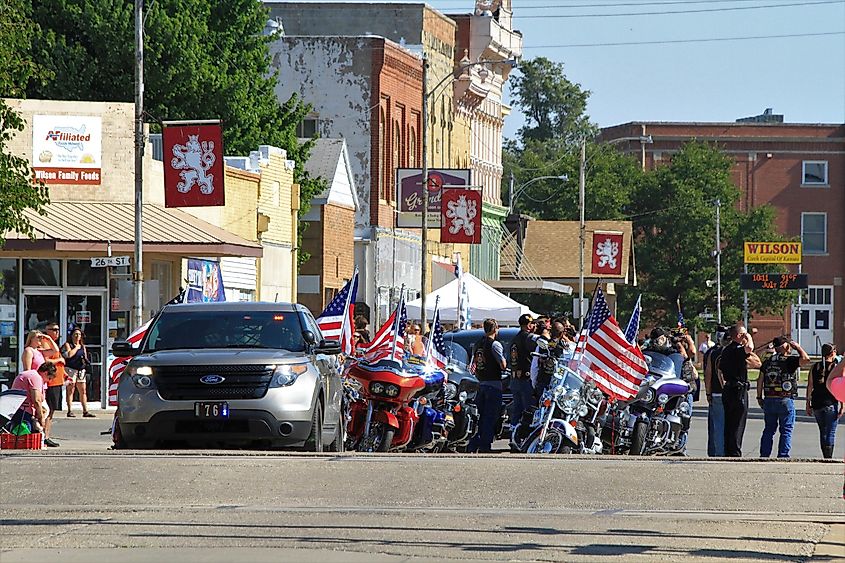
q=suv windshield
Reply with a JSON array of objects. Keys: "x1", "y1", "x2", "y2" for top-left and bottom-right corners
[{"x1": 143, "y1": 310, "x2": 306, "y2": 352}]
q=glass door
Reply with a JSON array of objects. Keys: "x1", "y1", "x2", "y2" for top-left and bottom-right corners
[{"x1": 66, "y1": 294, "x2": 105, "y2": 404}]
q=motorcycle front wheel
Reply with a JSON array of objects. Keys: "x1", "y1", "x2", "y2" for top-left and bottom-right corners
[
  {"x1": 526, "y1": 429, "x2": 570, "y2": 454},
  {"x1": 357, "y1": 423, "x2": 395, "y2": 452},
  {"x1": 629, "y1": 421, "x2": 648, "y2": 456}
]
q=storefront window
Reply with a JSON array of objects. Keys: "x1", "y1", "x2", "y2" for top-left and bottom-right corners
[
  {"x1": 22, "y1": 259, "x2": 62, "y2": 286},
  {"x1": 0, "y1": 259, "x2": 19, "y2": 389},
  {"x1": 67, "y1": 259, "x2": 107, "y2": 287}
]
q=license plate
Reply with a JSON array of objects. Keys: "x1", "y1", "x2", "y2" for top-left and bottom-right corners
[{"x1": 194, "y1": 402, "x2": 229, "y2": 419}]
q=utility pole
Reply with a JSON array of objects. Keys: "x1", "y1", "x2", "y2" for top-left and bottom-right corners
[
  {"x1": 420, "y1": 56, "x2": 429, "y2": 329},
  {"x1": 508, "y1": 171, "x2": 515, "y2": 213},
  {"x1": 714, "y1": 198, "x2": 722, "y2": 324},
  {"x1": 578, "y1": 139, "x2": 586, "y2": 330},
  {"x1": 133, "y1": 0, "x2": 144, "y2": 330}
]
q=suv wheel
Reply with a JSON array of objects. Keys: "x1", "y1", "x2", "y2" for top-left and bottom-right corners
[
  {"x1": 327, "y1": 409, "x2": 346, "y2": 452},
  {"x1": 305, "y1": 403, "x2": 324, "y2": 452}
]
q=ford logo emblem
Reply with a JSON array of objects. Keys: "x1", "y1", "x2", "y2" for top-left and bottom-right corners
[{"x1": 200, "y1": 375, "x2": 225, "y2": 385}]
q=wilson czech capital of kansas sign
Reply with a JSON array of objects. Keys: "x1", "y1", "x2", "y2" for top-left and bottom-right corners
[
  {"x1": 743, "y1": 241, "x2": 802, "y2": 264},
  {"x1": 32, "y1": 115, "x2": 102, "y2": 185}
]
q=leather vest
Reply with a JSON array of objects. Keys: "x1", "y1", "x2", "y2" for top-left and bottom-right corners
[
  {"x1": 474, "y1": 337, "x2": 503, "y2": 382},
  {"x1": 761, "y1": 354, "x2": 799, "y2": 398},
  {"x1": 510, "y1": 331, "x2": 534, "y2": 379}
]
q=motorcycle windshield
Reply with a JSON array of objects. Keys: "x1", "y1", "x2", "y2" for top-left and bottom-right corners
[
  {"x1": 443, "y1": 341, "x2": 469, "y2": 368},
  {"x1": 558, "y1": 365, "x2": 585, "y2": 391},
  {"x1": 643, "y1": 351, "x2": 679, "y2": 379}
]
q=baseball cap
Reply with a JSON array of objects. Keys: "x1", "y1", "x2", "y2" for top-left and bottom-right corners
[
  {"x1": 518, "y1": 314, "x2": 534, "y2": 326},
  {"x1": 772, "y1": 336, "x2": 789, "y2": 348}
]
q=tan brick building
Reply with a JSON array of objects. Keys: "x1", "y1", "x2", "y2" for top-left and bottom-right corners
[{"x1": 601, "y1": 117, "x2": 845, "y2": 353}]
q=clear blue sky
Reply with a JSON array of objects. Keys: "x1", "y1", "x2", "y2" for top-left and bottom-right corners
[{"x1": 280, "y1": 1, "x2": 845, "y2": 138}]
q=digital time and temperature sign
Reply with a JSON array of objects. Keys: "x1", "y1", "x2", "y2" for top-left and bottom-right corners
[{"x1": 739, "y1": 273, "x2": 808, "y2": 290}]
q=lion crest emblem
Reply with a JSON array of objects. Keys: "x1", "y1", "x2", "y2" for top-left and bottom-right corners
[
  {"x1": 445, "y1": 194, "x2": 478, "y2": 237},
  {"x1": 171, "y1": 134, "x2": 216, "y2": 195},
  {"x1": 596, "y1": 237, "x2": 619, "y2": 269}
]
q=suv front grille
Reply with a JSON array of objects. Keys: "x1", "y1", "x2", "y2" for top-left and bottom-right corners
[{"x1": 154, "y1": 364, "x2": 275, "y2": 401}]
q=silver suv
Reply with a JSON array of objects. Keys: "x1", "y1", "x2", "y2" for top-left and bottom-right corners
[{"x1": 113, "y1": 302, "x2": 344, "y2": 451}]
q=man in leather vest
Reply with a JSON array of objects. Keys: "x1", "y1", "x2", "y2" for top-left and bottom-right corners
[
  {"x1": 756, "y1": 336, "x2": 810, "y2": 458},
  {"x1": 467, "y1": 318, "x2": 507, "y2": 453},
  {"x1": 509, "y1": 313, "x2": 537, "y2": 429}
]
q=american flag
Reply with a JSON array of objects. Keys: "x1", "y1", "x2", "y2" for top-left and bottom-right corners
[
  {"x1": 677, "y1": 298, "x2": 686, "y2": 329},
  {"x1": 362, "y1": 293, "x2": 407, "y2": 364},
  {"x1": 579, "y1": 288, "x2": 648, "y2": 402},
  {"x1": 316, "y1": 269, "x2": 358, "y2": 354},
  {"x1": 107, "y1": 290, "x2": 186, "y2": 406},
  {"x1": 107, "y1": 319, "x2": 151, "y2": 406},
  {"x1": 425, "y1": 305, "x2": 449, "y2": 370},
  {"x1": 624, "y1": 294, "x2": 642, "y2": 345}
]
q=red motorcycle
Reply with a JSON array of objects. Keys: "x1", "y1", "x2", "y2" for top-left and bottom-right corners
[{"x1": 345, "y1": 360, "x2": 427, "y2": 452}]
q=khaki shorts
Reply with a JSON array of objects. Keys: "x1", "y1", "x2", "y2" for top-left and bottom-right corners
[{"x1": 65, "y1": 367, "x2": 87, "y2": 385}]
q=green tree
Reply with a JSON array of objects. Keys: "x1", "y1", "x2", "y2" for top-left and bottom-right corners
[
  {"x1": 620, "y1": 142, "x2": 793, "y2": 330},
  {"x1": 0, "y1": 0, "x2": 50, "y2": 245},
  {"x1": 508, "y1": 57, "x2": 596, "y2": 147},
  {"x1": 27, "y1": 0, "x2": 323, "y2": 263}
]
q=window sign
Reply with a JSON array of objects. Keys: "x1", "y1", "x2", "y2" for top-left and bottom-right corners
[{"x1": 32, "y1": 115, "x2": 102, "y2": 185}]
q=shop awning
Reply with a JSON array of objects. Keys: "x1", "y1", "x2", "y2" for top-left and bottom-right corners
[{"x1": 2, "y1": 201, "x2": 262, "y2": 257}]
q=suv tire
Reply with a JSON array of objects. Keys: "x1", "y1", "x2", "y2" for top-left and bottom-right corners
[
  {"x1": 305, "y1": 402, "x2": 324, "y2": 452},
  {"x1": 327, "y1": 409, "x2": 345, "y2": 452}
]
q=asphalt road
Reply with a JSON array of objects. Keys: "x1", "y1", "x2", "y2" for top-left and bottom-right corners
[{"x1": 1, "y1": 452, "x2": 843, "y2": 562}]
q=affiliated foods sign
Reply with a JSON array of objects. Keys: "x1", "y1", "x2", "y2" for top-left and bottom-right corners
[
  {"x1": 743, "y1": 242, "x2": 802, "y2": 264},
  {"x1": 163, "y1": 122, "x2": 225, "y2": 207},
  {"x1": 32, "y1": 115, "x2": 102, "y2": 185}
]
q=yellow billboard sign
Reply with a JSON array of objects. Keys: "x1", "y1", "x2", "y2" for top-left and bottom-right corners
[{"x1": 744, "y1": 242, "x2": 802, "y2": 264}]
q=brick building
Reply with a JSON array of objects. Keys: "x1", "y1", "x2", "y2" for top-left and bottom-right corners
[{"x1": 601, "y1": 117, "x2": 845, "y2": 353}]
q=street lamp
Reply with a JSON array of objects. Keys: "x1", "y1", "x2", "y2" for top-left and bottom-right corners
[
  {"x1": 507, "y1": 173, "x2": 569, "y2": 213},
  {"x1": 419, "y1": 55, "x2": 518, "y2": 328}
]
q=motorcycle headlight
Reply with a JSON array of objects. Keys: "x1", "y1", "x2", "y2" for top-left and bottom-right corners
[
  {"x1": 458, "y1": 391, "x2": 468, "y2": 403},
  {"x1": 658, "y1": 393, "x2": 669, "y2": 405},
  {"x1": 371, "y1": 382, "x2": 385, "y2": 395},
  {"x1": 127, "y1": 365, "x2": 154, "y2": 389},
  {"x1": 679, "y1": 400, "x2": 692, "y2": 415},
  {"x1": 644, "y1": 388, "x2": 656, "y2": 403},
  {"x1": 578, "y1": 404, "x2": 589, "y2": 418},
  {"x1": 271, "y1": 364, "x2": 308, "y2": 387},
  {"x1": 384, "y1": 383, "x2": 400, "y2": 397},
  {"x1": 443, "y1": 382, "x2": 458, "y2": 401}
]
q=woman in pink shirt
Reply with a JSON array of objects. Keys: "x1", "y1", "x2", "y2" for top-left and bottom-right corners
[{"x1": 21, "y1": 330, "x2": 46, "y2": 372}]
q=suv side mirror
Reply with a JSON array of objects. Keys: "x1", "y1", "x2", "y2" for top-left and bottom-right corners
[
  {"x1": 302, "y1": 330, "x2": 317, "y2": 346},
  {"x1": 112, "y1": 341, "x2": 140, "y2": 357},
  {"x1": 315, "y1": 339, "x2": 341, "y2": 355}
]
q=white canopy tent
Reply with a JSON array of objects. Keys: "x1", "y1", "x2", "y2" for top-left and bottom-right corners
[{"x1": 406, "y1": 273, "x2": 536, "y2": 325}]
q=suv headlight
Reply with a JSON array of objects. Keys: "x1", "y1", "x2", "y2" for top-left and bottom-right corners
[
  {"x1": 270, "y1": 364, "x2": 308, "y2": 387},
  {"x1": 127, "y1": 365, "x2": 154, "y2": 389}
]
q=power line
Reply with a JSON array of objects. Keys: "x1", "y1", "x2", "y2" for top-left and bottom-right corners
[
  {"x1": 524, "y1": 30, "x2": 845, "y2": 48},
  {"x1": 513, "y1": 0, "x2": 843, "y2": 18}
]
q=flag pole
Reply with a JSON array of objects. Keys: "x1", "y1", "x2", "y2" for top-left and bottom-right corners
[
  {"x1": 425, "y1": 295, "x2": 440, "y2": 360},
  {"x1": 341, "y1": 267, "x2": 358, "y2": 350},
  {"x1": 389, "y1": 285, "x2": 405, "y2": 362}
]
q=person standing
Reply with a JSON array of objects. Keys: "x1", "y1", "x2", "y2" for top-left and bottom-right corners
[
  {"x1": 698, "y1": 334, "x2": 714, "y2": 369},
  {"x1": 718, "y1": 323, "x2": 762, "y2": 457},
  {"x1": 467, "y1": 318, "x2": 507, "y2": 453},
  {"x1": 756, "y1": 337, "x2": 810, "y2": 458},
  {"x1": 703, "y1": 327, "x2": 729, "y2": 457},
  {"x1": 509, "y1": 313, "x2": 536, "y2": 428},
  {"x1": 63, "y1": 328, "x2": 96, "y2": 418},
  {"x1": 21, "y1": 330, "x2": 46, "y2": 372},
  {"x1": 42, "y1": 323, "x2": 66, "y2": 446},
  {"x1": 806, "y1": 343, "x2": 843, "y2": 459}
]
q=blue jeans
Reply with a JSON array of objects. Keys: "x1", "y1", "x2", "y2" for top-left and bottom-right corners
[
  {"x1": 813, "y1": 404, "x2": 839, "y2": 452},
  {"x1": 509, "y1": 377, "x2": 535, "y2": 426},
  {"x1": 467, "y1": 381, "x2": 502, "y2": 453},
  {"x1": 760, "y1": 398, "x2": 795, "y2": 458},
  {"x1": 707, "y1": 394, "x2": 725, "y2": 457}
]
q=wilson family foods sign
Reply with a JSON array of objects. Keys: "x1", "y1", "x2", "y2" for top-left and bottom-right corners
[
  {"x1": 743, "y1": 242, "x2": 802, "y2": 264},
  {"x1": 32, "y1": 115, "x2": 102, "y2": 185}
]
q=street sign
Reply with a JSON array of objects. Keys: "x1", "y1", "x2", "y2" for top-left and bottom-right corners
[
  {"x1": 740, "y1": 273, "x2": 808, "y2": 290},
  {"x1": 743, "y1": 242, "x2": 802, "y2": 264},
  {"x1": 91, "y1": 256, "x2": 131, "y2": 268}
]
